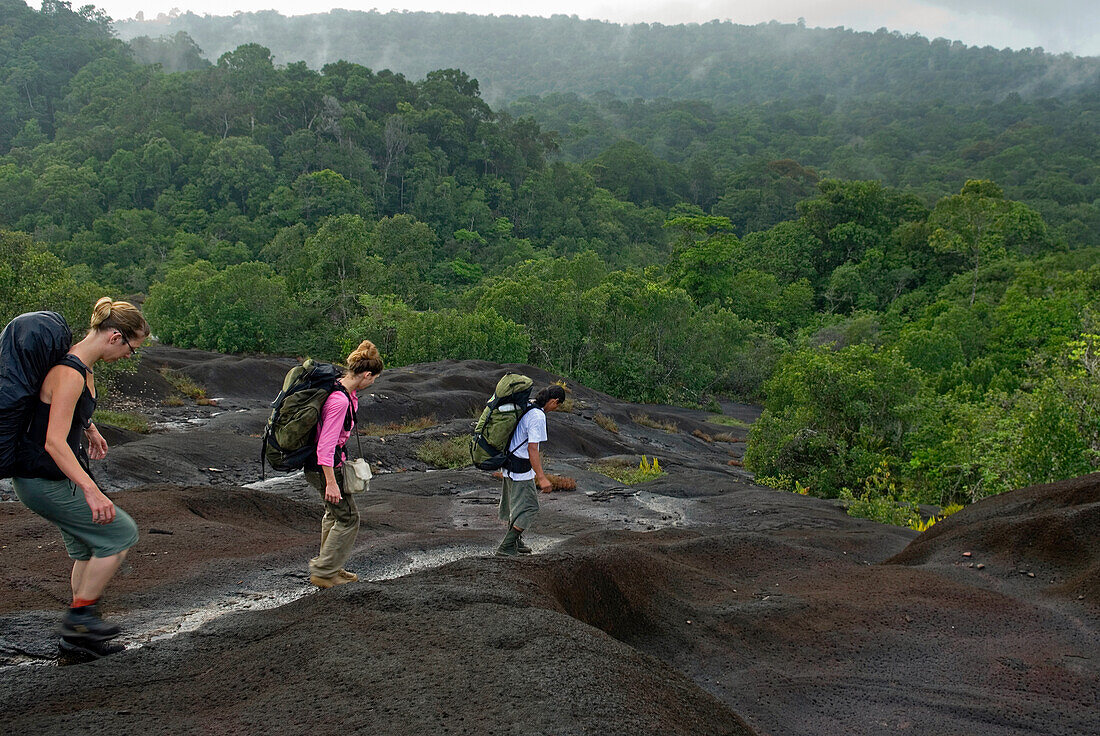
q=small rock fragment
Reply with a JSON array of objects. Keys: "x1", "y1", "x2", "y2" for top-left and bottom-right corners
[{"x1": 962, "y1": 551, "x2": 972, "y2": 558}]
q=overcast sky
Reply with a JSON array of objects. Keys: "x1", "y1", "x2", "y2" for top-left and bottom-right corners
[{"x1": 97, "y1": 0, "x2": 1099, "y2": 57}]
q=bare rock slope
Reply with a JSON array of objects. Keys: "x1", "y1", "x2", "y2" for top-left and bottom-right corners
[{"x1": 1, "y1": 347, "x2": 1096, "y2": 735}]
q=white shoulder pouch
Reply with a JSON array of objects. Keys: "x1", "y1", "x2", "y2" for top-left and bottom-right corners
[{"x1": 343, "y1": 458, "x2": 373, "y2": 494}]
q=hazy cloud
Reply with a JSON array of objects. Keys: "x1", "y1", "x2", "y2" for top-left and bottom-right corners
[{"x1": 101, "y1": 0, "x2": 1099, "y2": 56}]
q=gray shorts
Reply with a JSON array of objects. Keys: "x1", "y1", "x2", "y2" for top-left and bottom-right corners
[{"x1": 13, "y1": 477, "x2": 139, "y2": 560}]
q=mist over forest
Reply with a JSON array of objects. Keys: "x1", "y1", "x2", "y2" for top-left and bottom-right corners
[
  {"x1": 1, "y1": 0, "x2": 1097, "y2": 521},
  {"x1": 115, "y1": 9, "x2": 1100, "y2": 104}
]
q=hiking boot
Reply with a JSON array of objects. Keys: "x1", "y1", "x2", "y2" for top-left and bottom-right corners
[
  {"x1": 495, "y1": 539, "x2": 519, "y2": 557},
  {"x1": 496, "y1": 526, "x2": 523, "y2": 557},
  {"x1": 337, "y1": 569, "x2": 359, "y2": 582},
  {"x1": 516, "y1": 536, "x2": 533, "y2": 555},
  {"x1": 59, "y1": 636, "x2": 126, "y2": 663},
  {"x1": 496, "y1": 526, "x2": 521, "y2": 557},
  {"x1": 310, "y1": 574, "x2": 337, "y2": 589},
  {"x1": 59, "y1": 605, "x2": 120, "y2": 642}
]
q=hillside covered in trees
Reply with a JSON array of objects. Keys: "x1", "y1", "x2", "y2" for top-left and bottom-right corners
[
  {"x1": 115, "y1": 10, "x2": 1100, "y2": 104},
  {"x1": 1, "y1": 1, "x2": 1096, "y2": 523}
]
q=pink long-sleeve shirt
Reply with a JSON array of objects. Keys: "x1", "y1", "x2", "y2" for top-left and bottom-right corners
[{"x1": 315, "y1": 388, "x2": 358, "y2": 468}]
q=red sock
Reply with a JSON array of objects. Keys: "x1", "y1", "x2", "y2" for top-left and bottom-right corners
[{"x1": 72, "y1": 597, "x2": 97, "y2": 609}]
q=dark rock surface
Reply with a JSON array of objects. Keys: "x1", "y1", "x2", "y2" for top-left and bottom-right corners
[{"x1": 1, "y1": 346, "x2": 1096, "y2": 735}]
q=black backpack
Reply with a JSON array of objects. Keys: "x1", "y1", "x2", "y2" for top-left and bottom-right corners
[{"x1": 0, "y1": 312, "x2": 73, "y2": 479}]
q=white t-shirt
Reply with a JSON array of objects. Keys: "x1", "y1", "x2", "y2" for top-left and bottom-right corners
[{"x1": 503, "y1": 406, "x2": 547, "y2": 481}]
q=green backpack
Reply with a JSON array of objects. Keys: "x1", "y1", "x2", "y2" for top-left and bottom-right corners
[
  {"x1": 261, "y1": 359, "x2": 352, "y2": 477},
  {"x1": 470, "y1": 373, "x2": 534, "y2": 472}
]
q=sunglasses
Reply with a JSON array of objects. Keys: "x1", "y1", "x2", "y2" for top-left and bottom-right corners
[{"x1": 116, "y1": 331, "x2": 139, "y2": 357}]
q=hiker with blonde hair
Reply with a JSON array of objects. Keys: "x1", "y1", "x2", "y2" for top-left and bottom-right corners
[
  {"x1": 11, "y1": 298, "x2": 149, "y2": 658},
  {"x1": 305, "y1": 340, "x2": 383, "y2": 588}
]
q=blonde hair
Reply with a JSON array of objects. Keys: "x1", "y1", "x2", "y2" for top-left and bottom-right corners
[
  {"x1": 346, "y1": 339, "x2": 383, "y2": 376},
  {"x1": 90, "y1": 297, "x2": 149, "y2": 340}
]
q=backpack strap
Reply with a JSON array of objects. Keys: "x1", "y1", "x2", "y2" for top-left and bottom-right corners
[
  {"x1": 58, "y1": 353, "x2": 91, "y2": 378},
  {"x1": 331, "y1": 383, "x2": 363, "y2": 462},
  {"x1": 54, "y1": 354, "x2": 95, "y2": 480},
  {"x1": 503, "y1": 402, "x2": 537, "y2": 474}
]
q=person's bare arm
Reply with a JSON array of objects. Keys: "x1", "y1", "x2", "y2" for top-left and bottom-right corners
[
  {"x1": 528, "y1": 443, "x2": 551, "y2": 493},
  {"x1": 43, "y1": 369, "x2": 115, "y2": 524},
  {"x1": 321, "y1": 464, "x2": 342, "y2": 503},
  {"x1": 85, "y1": 423, "x2": 108, "y2": 460}
]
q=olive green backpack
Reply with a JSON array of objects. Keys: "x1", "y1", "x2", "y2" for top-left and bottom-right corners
[
  {"x1": 470, "y1": 373, "x2": 534, "y2": 472},
  {"x1": 261, "y1": 359, "x2": 356, "y2": 478}
]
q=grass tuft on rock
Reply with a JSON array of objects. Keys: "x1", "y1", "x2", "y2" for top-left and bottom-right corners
[
  {"x1": 593, "y1": 412, "x2": 619, "y2": 433},
  {"x1": 416, "y1": 435, "x2": 471, "y2": 469},
  {"x1": 362, "y1": 416, "x2": 438, "y2": 436},
  {"x1": 706, "y1": 414, "x2": 751, "y2": 430},
  {"x1": 590, "y1": 456, "x2": 664, "y2": 485},
  {"x1": 92, "y1": 409, "x2": 150, "y2": 434},
  {"x1": 631, "y1": 413, "x2": 679, "y2": 433},
  {"x1": 160, "y1": 368, "x2": 209, "y2": 404}
]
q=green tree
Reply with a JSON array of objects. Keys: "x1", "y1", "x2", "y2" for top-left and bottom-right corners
[
  {"x1": 394, "y1": 308, "x2": 529, "y2": 365},
  {"x1": 928, "y1": 179, "x2": 1049, "y2": 306},
  {"x1": 746, "y1": 344, "x2": 923, "y2": 496},
  {"x1": 145, "y1": 260, "x2": 298, "y2": 353},
  {"x1": 664, "y1": 214, "x2": 737, "y2": 306},
  {"x1": 303, "y1": 214, "x2": 379, "y2": 325},
  {"x1": 0, "y1": 229, "x2": 100, "y2": 327},
  {"x1": 201, "y1": 136, "x2": 275, "y2": 215}
]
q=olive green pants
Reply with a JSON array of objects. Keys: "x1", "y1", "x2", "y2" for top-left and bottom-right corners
[
  {"x1": 305, "y1": 468, "x2": 360, "y2": 578},
  {"x1": 498, "y1": 476, "x2": 539, "y2": 530}
]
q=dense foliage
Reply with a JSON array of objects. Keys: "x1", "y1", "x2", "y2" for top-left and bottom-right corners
[
  {"x1": 508, "y1": 92, "x2": 1100, "y2": 248},
  {"x1": 115, "y1": 11, "x2": 1100, "y2": 105},
  {"x1": 1, "y1": 3, "x2": 1095, "y2": 513}
]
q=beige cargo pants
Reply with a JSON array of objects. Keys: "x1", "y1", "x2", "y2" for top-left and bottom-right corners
[{"x1": 305, "y1": 468, "x2": 360, "y2": 578}]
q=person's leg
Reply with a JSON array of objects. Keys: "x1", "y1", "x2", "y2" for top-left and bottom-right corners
[
  {"x1": 497, "y1": 477, "x2": 538, "y2": 556},
  {"x1": 328, "y1": 491, "x2": 360, "y2": 576},
  {"x1": 320, "y1": 508, "x2": 335, "y2": 549},
  {"x1": 14, "y1": 478, "x2": 136, "y2": 640},
  {"x1": 498, "y1": 478, "x2": 538, "y2": 557},
  {"x1": 62, "y1": 506, "x2": 139, "y2": 641},
  {"x1": 70, "y1": 558, "x2": 87, "y2": 597},
  {"x1": 496, "y1": 477, "x2": 518, "y2": 555},
  {"x1": 306, "y1": 471, "x2": 336, "y2": 582},
  {"x1": 309, "y1": 472, "x2": 360, "y2": 583},
  {"x1": 72, "y1": 552, "x2": 127, "y2": 601}
]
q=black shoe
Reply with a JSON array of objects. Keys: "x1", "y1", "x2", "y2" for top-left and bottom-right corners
[
  {"x1": 60, "y1": 604, "x2": 121, "y2": 642},
  {"x1": 516, "y1": 536, "x2": 533, "y2": 554},
  {"x1": 58, "y1": 636, "x2": 126, "y2": 664}
]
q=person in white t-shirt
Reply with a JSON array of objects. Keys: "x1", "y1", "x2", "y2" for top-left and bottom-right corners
[{"x1": 496, "y1": 384, "x2": 565, "y2": 556}]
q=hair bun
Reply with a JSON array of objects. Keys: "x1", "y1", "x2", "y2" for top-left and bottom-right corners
[
  {"x1": 346, "y1": 339, "x2": 383, "y2": 375},
  {"x1": 89, "y1": 297, "x2": 149, "y2": 338},
  {"x1": 90, "y1": 297, "x2": 114, "y2": 328}
]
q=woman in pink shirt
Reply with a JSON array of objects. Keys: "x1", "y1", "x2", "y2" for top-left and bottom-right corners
[{"x1": 305, "y1": 340, "x2": 383, "y2": 588}]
